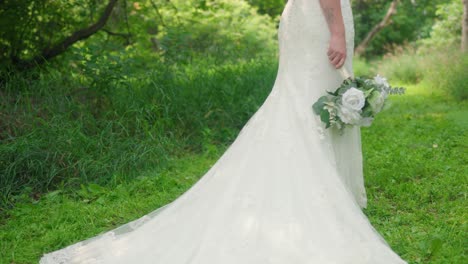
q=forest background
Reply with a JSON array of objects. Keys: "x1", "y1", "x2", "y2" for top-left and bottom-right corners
[{"x1": 0, "y1": 0, "x2": 466, "y2": 263}]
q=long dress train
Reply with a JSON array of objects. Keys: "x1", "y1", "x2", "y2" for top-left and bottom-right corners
[{"x1": 40, "y1": 0, "x2": 407, "y2": 263}]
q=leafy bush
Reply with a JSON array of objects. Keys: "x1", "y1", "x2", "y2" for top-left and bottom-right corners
[
  {"x1": 371, "y1": 0, "x2": 466, "y2": 100},
  {"x1": 375, "y1": 43, "x2": 424, "y2": 84},
  {"x1": 0, "y1": 0, "x2": 282, "y2": 212},
  {"x1": 373, "y1": 42, "x2": 467, "y2": 101},
  {"x1": 0, "y1": 0, "x2": 105, "y2": 64},
  {"x1": 247, "y1": 0, "x2": 285, "y2": 17},
  {"x1": 417, "y1": 0, "x2": 463, "y2": 50},
  {"x1": 154, "y1": 0, "x2": 278, "y2": 63},
  {"x1": 352, "y1": 56, "x2": 377, "y2": 77},
  {"x1": 352, "y1": 0, "x2": 451, "y2": 58},
  {"x1": 0, "y1": 0, "x2": 279, "y2": 68},
  {"x1": 0, "y1": 55, "x2": 278, "y2": 211},
  {"x1": 419, "y1": 46, "x2": 468, "y2": 100}
]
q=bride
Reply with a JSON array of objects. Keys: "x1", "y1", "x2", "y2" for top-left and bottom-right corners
[{"x1": 40, "y1": 0, "x2": 407, "y2": 263}]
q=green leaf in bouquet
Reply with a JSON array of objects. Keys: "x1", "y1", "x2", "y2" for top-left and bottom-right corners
[
  {"x1": 359, "y1": 78, "x2": 373, "y2": 90},
  {"x1": 312, "y1": 96, "x2": 329, "y2": 115},
  {"x1": 355, "y1": 77, "x2": 367, "y2": 87},
  {"x1": 326, "y1": 90, "x2": 339, "y2": 96},
  {"x1": 339, "y1": 82, "x2": 358, "y2": 95},
  {"x1": 338, "y1": 86, "x2": 349, "y2": 95},
  {"x1": 361, "y1": 106, "x2": 374, "y2": 117},
  {"x1": 336, "y1": 86, "x2": 347, "y2": 95},
  {"x1": 320, "y1": 109, "x2": 331, "y2": 128},
  {"x1": 333, "y1": 95, "x2": 341, "y2": 105},
  {"x1": 364, "y1": 88, "x2": 375, "y2": 97}
]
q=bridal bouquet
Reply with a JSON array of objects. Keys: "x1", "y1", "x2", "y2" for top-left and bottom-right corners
[{"x1": 312, "y1": 68, "x2": 405, "y2": 132}]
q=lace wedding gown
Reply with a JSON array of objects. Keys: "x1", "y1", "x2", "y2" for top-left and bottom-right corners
[{"x1": 40, "y1": 0, "x2": 407, "y2": 263}]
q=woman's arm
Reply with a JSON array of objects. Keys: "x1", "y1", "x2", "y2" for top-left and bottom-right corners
[{"x1": 318, "y1": 0, "x2": 347, "y2": 69}]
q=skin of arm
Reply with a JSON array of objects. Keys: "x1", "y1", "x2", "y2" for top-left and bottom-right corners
[{"x1": 318, "y1": 0, "x2": 347, "y2": 69}]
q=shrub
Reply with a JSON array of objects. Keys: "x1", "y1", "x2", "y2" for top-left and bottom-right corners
[
  {"x1": 417, "y1": 0, "x2": 463, "y2": 51},
  {"x1": 0, "y1": 56, "x2": 278, "y2": 211},
  {"x1": 372, "y1": 42, "x2": 467, "y2": 101},
  {"x1": 352, "y1": 56, "x2": 377, "y2": 77},
  {"x1": 375, "y1": 43, "x2": 424, "y2": 84},
  {"x1": 419, "y1": 46, "x2": 468, "y2": 100},
  {"x1": 153, "y1": 0, "x2": 278, "y2": 63}
]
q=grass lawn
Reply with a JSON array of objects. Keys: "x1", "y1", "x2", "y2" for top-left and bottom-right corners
[
  {"x1": 360, "y1": 83, "x2": 467, "y2": 263},
  {"x1": 0, "y1": 83, "x2": 466, "y2": 264}
]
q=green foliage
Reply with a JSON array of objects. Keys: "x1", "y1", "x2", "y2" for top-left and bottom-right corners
[
  {"x1": 0, "y1": 0, "x2": 102, "y2": 63},
  {"x1": 155, "y1": 0, "x2": 278, "y2": 62},
  {"x1": 419, "y1": 47, "x2": 468, "y2": 101},
  {"x1": 352, "y1": 0, "x2": 454, "y2": 58},
  {"x1": 374, "y1": 44, "x2": 467, "y2": 101},
  {"x1": 418, "y1": 0, "x2": 463, "y2": 50},
  {"x1": 0, "y1": 0, "x2": 277, "y2": 214},
  {"x1": 369, "y1": 0, "x2": 466, "y2": 101},
  {"x1": 247, "y1": 0, "x2": 285, "y2": 17},
  {"x1": 352, "y1": 56, "x2": 376, "y2": 77},
  {"x1": 0, "y1": 0, "x2": 281, "y2": 210},
  {"x1": 0, "y1": 2, "x2": 466, "y2": 262},
  {"x1": 375, "y1": 44, "x2": 424, "y2": 84},
  {"x1": 0, "y1": 0, "x2": 278, "y2": 67},
  {"x1": 312, "y1": 96, "x2": 328, "y2": 114},
  {"x1": 0, "y1": 55, "x2": 278, "y2": 212}
]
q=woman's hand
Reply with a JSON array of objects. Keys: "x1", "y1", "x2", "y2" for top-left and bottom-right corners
[
  {"x1": 318, "y1": 0, "x2": 347, "y2": 69},
  {"x1": 327, "y1": 33, "x2": 346, "y2": 69}
]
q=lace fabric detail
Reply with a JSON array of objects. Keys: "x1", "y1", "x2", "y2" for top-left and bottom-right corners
[
  {"x1": 40, "y1": 210, "x2": 162, "y2": 263},
  {"x1": 40, "y1": 242, "x2": 85, "y2": 264}
]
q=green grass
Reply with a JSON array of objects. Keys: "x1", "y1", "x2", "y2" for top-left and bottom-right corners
[
  {"x1": 0, "y1": 145, "x2": 224, "y2": 263},
  {"x1": 361, "y1": 83, "x2": 467, "y2": 263},
  {"x1": 0, "y1": 81, "x2": 466, "y2": 263},
  {"x1": 0, "y1": 57, "x2": 277, "y2": 212},
  {"x1": 372, "y1": 45, "x2": 468, "y2": 101}
]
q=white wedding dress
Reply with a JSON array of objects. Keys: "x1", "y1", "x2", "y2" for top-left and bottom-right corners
[{"x1": 40, "y1": 0, "x2": 408, "y2": 263}]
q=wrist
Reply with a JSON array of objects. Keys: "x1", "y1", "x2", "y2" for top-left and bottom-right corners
[{"x1": 330, "y1": 29, "x2": 346, "y2": 37}]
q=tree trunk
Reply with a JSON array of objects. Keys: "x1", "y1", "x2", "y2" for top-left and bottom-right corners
[
  {"x1": 355, "y1": 0, "x2": 399, "y2": 57},
  {"x1": 463, "y1": 0, "x2": 468, "y2": 52}
]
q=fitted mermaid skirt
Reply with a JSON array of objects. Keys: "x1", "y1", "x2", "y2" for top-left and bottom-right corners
[{"x1": 40, "y1": 0, "x2": 407, "y2": 263}]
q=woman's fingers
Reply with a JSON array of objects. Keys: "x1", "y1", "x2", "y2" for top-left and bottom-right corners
[
  {"x1": 336, "y1": 56, "x2": 346, "y2": 68},
  {"x1": 327, "y1": 33, "x2": 347, "y2": 68},
  {"x1": 331, "y1": 55, "x2": 341, "y2": 66},
  {"x1": 328, "y1": 48, "x2": 346, "y2": 68},
  {"x1": 328, "y1": 53, "x2": 339, "y2": 65},
  {"x1": 330, "y1": 54, "x2": 343, "y2": 67}
]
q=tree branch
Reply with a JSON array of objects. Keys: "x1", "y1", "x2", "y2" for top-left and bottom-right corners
[
  {"x1": 149, "y1": 0, "x2": 167, "y2": 27},
  {"x1": 15, "y1": 0, "x2": 119, "y2": 69},
  {"x1": 355, "y1": 0, "x2": 399, "y2": 56},
  {"x1": 102, "y1": 29, "x2": 131, "y2": 39}
]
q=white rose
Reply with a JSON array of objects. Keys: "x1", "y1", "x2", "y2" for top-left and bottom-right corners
[
  {"x1": 374, "y1": 74, "x2": 390, "y2": 88},
  {"x1": 368, "y1": 91, "x2": 386, "y2": 113},
  {"x1": 341, "y1": 87, "x2": 366, "y2": 111},
  {"x1": 337, "y1": 106, "x2": 362, "y2": 125}
]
